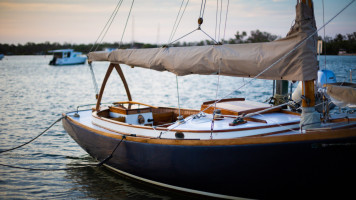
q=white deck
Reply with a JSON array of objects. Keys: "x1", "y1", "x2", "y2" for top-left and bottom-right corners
[
  {"x1": 68, "y1": 109, "x2": 302, "y2": 140},
  {"x1": 171, "y1": 113, "x2": 300, "y2": 131}
]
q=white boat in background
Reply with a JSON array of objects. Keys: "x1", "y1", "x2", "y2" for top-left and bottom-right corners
[{"x1": 48, "y1": 49, "x2": 86, "y2": 66}]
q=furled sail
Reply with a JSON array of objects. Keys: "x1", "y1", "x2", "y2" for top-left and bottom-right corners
[
  {"x1": 326, "y1": 83, "x2": 356, "y2": 107},
  {"x1": 88, "y1": 1, "x2": 318, "y2": 81}
]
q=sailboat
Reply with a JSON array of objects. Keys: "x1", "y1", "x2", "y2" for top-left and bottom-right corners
[{"x1": 62, "y1": 0, "x2": 356, "y2": 199}]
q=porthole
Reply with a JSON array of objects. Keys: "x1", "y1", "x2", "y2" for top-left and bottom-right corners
[
  {"x1": 175, "y1": 132, "x2": 184, "y2": 139},
  {"x1": 137, "y1": 115, "x2": 145, "y2": 124}
]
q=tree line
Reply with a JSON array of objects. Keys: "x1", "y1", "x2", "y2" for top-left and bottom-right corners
[{"x1": 0, "y1": 30, "x2": 355, "y2": 55}]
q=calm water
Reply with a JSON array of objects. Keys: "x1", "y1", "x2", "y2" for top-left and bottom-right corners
[{"x1": 0, "y1": 55, "x2": 355, "y2": 199}]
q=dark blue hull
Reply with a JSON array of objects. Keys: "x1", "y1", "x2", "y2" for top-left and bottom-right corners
[{"x1": 63, "y1": 116, "x2": 356, "y2": 199}]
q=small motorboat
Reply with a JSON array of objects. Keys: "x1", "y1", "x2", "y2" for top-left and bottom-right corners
[{"x1": 48, "y1": 49, "x2": 86, "y2": 66}]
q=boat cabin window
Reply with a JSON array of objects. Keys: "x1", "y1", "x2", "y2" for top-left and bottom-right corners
[
  {"x1": 53, "y1": 52, "x2": 63, "y2": 58},
  {"x1": 63, "y1": 52, "x2": 71, "y2": 58}
]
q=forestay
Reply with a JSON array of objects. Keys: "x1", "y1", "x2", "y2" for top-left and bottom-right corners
[{"x1": 88, "y1": 2, "x2": 318, "y2": 81}]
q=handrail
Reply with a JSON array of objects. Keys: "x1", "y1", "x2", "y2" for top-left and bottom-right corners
[{"x1": 113, "y1": 101, "x2": 158, "y2": 109}]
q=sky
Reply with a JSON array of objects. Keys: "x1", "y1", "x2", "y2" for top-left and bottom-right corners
[{"x1": 0, "y1": 0, "x2": 355, "y2": 45}]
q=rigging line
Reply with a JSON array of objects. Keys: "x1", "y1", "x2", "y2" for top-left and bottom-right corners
[
  {"x1": 200, "y1": 28, "x2": 220, "y2": 44},
  {"x1": 200, "y1": 0, "x2": 356, "y2": 114},
  {"x1": 89, "y1": 0, "x2": 123, "y2": 53},
  {"x1": 0, "y1": 116, "x2": 64, "y2": 154},
  {"x1": 88, "y1": 62, "x2": 99, "y2": 96},
  {"x1": 244, "y1": 101, "x2": 294, "y2": 119},
  {"x1": 215, "y1": 62, "x2": 222, "y2": 101},
  {"x1": 171, "y1": 0, "x2": 190, "y2": 44},
  {"x1": 210, "y1": 62, "x2": 222, "y2": 138},
  {"x1": 167, "y1": 28, "x2": 198, "y2": 46},
  {"x1": 169, "y1": 0, "x2": 185, "y2": 43},
  {"x1": 322, "y1": 0, "x2": 327, "y2": 70},
  {"x1": 119, "y1": 0, "x2": 135, "y2": 48},
  {"x1": 176, "y1": 75, "x2": 182, "y2": 118},
  {"x1": 95, "y1": 0, "x2": 124, "y2": 51},
  {"x1": 201, "y1": 0, "x2": 207, "y2": 19},
  {"x1": 223, "y1": 0, "x2": 230, "y2": 43},
  {"x1": 199, "y1": 0, "x2": 207, "y2": 18},
  {"x1": 199, "y1": 0, "x2": 203, "y2": 17},
  {"x1": 159, "y1": 0, "x2": 355, "y2": 135},
  {"x1": 215, "y1": 0, "x2": 218, "y2": 40},
  {"x1": 218, "y1": 0, "x2": 223, "y2": 42},
  {"x1": 321, "y1": 0, "x2": 327, "y2": 115},
  {"x1": 94, "y1": 0, "x2": 124, "y2": 52}
]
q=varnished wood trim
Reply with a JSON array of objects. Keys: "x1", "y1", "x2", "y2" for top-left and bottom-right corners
[
  {"x1": 113, "y1": 64, "x2": 132, "y2": 102},
  {"x1": 202, "y1": 98, "x2": 245, "y2": 105},
  {"x1": 109, "y1": 106, "x2": 127, "y2": 115},
  {"x1": 96, "y1": 64, "x2": 114, "y2": 111},
  {"x1": 96, "y1": 63, "x2": 132, "y2": 111},
  {"x1": 302, "y1": 80, "x2": 315, "y2": 107},
  {"x1": 201, "y1": 104, "x2": 281, "y2": 116},
  {"x1": 329, "y1": 117, "x2": 356, "y2": 123},
  {"x1": 244, "y1": 117, "x2": 267, "y2": 124},
  {"x1": 113, "y1": 101, "x2": 158, "y2": 109},
  {"x1": 109, "y1": 106, "x2": 152, "y2": 115}
]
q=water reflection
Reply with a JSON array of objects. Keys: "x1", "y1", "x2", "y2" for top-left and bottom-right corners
[{"x1": 65, "y1": 162, "x2": 201, "y2": 200}]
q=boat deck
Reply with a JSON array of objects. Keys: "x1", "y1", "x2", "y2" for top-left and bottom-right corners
[
  {"x1": 68, "y1": 108, "x2": 302, "y2": 140},
  {"x1": 170, "y1": 112, "x2": 300, "y2": 131},
  {"x1": 66, "y1": 93, "x2": 356, "y2": 141}
]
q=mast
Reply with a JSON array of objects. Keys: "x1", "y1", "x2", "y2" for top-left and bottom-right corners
[
  {"x1": 274, "y1": 80, "x2": 289, "y2": 106},
  {"x1": 300, "y1": 0, "x2": 320, "y2": 130}
]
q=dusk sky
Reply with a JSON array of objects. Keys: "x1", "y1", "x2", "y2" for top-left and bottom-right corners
[{"x1": 0, "y1": 0, "x2": 355, "y2": 45}]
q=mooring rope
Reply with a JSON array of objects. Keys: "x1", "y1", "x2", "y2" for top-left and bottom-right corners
[
  {"x1": 0, "y1": 115, "x2": 99, "y2": 171},
  {"x1": 97, "y1": 136, "x2": 126, "y2": 166},
  {"x1": 0, "y1": 116, "x2": 64, "y2": 154}
]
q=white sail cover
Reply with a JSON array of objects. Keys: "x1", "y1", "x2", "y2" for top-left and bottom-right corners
[
  {"x1": 88, "y1": 2, "x2": 318, "y2": 81},
  {"x1": 326, "y1": 83, "x2": 356, "y2": 107}
]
